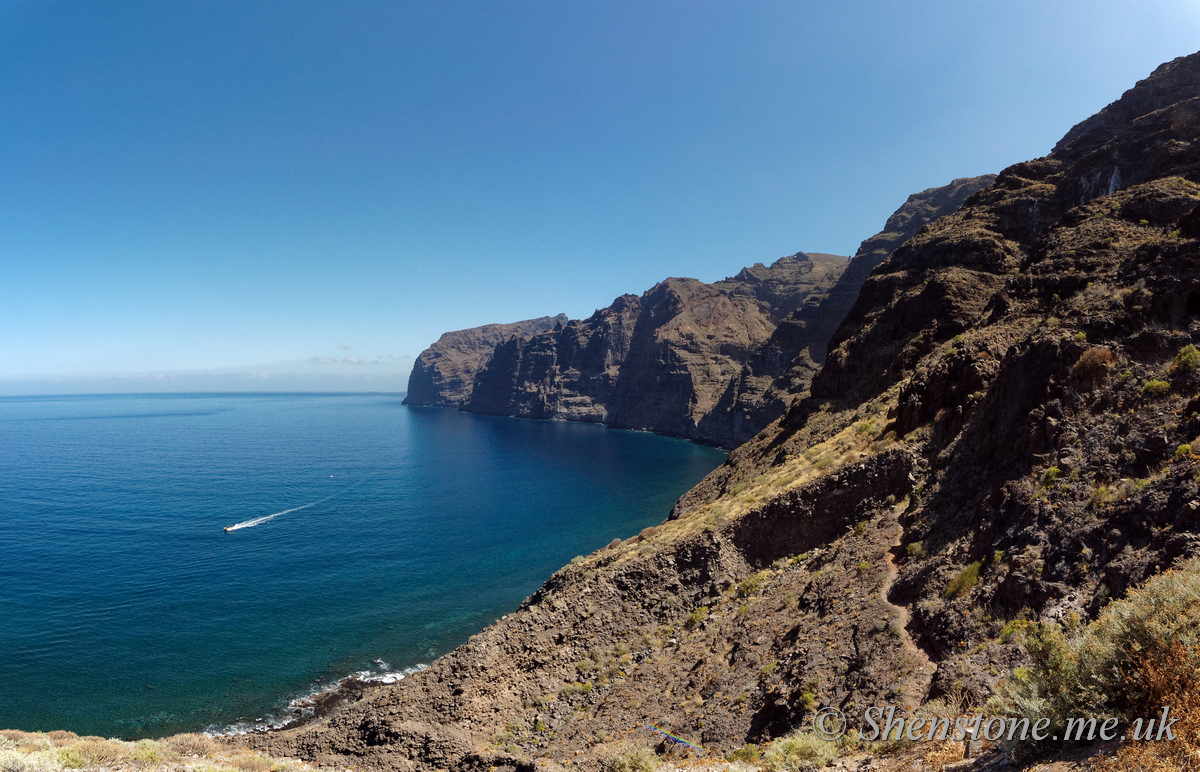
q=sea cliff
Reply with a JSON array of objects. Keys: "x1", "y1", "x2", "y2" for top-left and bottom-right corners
[{"x1": 404, "y1": 173, "x2": 993, "y2": 450}]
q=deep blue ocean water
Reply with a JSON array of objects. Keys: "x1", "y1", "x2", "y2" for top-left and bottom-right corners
[{"x1": 0, "y1": 393, "x2": 724, "y2": 738}]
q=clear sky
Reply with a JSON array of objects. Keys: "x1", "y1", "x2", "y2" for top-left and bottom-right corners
[{"x1": 3, "y1": 1, "x2": 1198, "y2": 394}]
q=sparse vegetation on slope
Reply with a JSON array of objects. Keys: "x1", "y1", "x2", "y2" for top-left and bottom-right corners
[
  {"x1": 988, "y1": 558, "x2": 1200, "y2": 765},
  {"x1": 0, "y1": 731, "x2": 317, "y2": 772}
]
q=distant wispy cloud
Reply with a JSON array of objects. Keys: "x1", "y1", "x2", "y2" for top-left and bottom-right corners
[{"x1": 310, "y1": 354, "x2": 407, "y2": 367}]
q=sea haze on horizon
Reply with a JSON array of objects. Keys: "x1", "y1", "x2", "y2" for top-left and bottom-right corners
[{"x1": 0, "y1": 393, "x2": 725, "y2": 737}]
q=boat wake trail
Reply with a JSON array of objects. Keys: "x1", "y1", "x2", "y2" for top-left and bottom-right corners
[{"x1": 224, "y1": 491, "x2": 339, "y2": 532}]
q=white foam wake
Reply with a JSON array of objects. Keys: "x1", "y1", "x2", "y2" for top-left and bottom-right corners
[{"x1": 224, "y1": 490, "x2": 339, "y2": 532}]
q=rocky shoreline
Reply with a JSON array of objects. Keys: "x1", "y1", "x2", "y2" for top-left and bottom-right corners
[{"x1": 215, "y1": 666, "x2": 430, "y2": 738}]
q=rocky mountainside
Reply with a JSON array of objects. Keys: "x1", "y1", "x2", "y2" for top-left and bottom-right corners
[
  {"x1": 403, "y1": 315, "x2": 567, "y2": 407},
  {"x1": 235, "y1": 51, "x2": 1200, "y2": 772},
  {"x1": 406, "y1": 176, "x2": 993, "y2": 450},
  {"x1": 735, "y1": 177, "x2": 996, "y2": 443}
]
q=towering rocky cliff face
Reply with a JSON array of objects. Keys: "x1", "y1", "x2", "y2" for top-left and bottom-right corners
[
  {"x1": 728, "y1": 176, "x2": 996, "y2": 443},
  {"x1": 403, "y1": 315, "x2": 567, "y2": 407},
  {"x1": 238, "y1": 50, "x2": 1200, "y2": 772},
  {"x1": 406, "y1": 176, "x2": 994, "y2": 450},
  {"x1": 464, "y1": 253, "x2": 848, "y2": 448}
]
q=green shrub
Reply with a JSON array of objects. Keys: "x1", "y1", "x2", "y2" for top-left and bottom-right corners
[
  {"x1": 727, "y1": 744, "x2": 760, "y2": 763},
  {"x1": 558, "y1": 681, "x2": 592, "y2": 699},
  {"x1": 683, "y1": 606, "x2": 708, "y2": 631},
  {"x1": 52, "y1": 748, "x2": 86, "y2": 769},
  {"x1": 131, "y1": 740, "x2": 165, "y2": 763},
  {"x1": 1088, "y1": 484, "x2": 1114, "y2": 509},
  {"x1": 1141, "y1": 379, "x2": 1171, "y2": 397},
  {"x1": 999, "y1": 619, "x2": 1031, "y2": 643},
  {"x1": 944, "y1": 560, "x2": 982, "y2": 599},
  {"x1": 1177, "y1": 443, "x2": 1194, "y2": 460},
  {"x1": 987, "y1": 558, "x2": 1200, "y2": 760},
  {"x1": 738, "y1": 570, "x2": 770, "y2": 597},
  {"x1": 1041, "y1": 467, "x2": 1061, "y2": 489},
  {"x1": 761, "y1": 733, "x2": 838, "y2": 772},
  {"x1": 1177, "y1": 344, "x2": 1200, "y2": 372}
]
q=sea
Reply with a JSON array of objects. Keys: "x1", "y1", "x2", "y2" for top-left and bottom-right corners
[{"x1": 0, "y1": 392, "x2": 725, "y2": 739}]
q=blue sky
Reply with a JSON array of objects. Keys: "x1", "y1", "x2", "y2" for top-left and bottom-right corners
[{"x1": 3, "y1": 1, "x2": 1198, "y2": 394}]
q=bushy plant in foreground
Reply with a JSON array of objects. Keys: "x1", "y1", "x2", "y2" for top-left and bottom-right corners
[
  {"x1": 604, "y1": 743, "x2": 657, "y2": 772},
  {"x1": 760, "y1": 733, "x2": 838, "y2": 772},
  {"x1": 0, "y1": 750, "x2": 59, "y2": 772},
  {"x1": 988, "y1": 558, "x2": 1200, "y2": 760}
]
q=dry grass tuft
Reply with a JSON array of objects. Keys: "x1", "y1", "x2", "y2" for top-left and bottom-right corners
[
  {"x1": 165, "y1": 733, "x2": 220, "y2": 757},
  {"x1": 70, "y1": 738, "x2": 132, "y2": 766},
  {"x1": 229, "y1": 755, "x2": 275, "y2": 772},
  {"x1": 1071, "y1": 345, "x2": 1116, "y2": 383},
  {"x1": 41, "y1": 734, "x2": 77, "y2": 749}
]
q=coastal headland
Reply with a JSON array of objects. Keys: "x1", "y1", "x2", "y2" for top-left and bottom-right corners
[{"x1": 9, "y1": 48, "x2": 1200, "y2": 772}]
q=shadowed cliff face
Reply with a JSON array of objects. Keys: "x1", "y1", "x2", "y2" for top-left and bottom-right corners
[
  {"x1": 406, "y1": 176, "x2": 995, "y2": 450},
  {"x1": 417, "y1": 253, "x2": 850, "y2": 448},
  {"x1": 231, "y1": 52, "x2": 1200, "y2": 772},
  {"x1": 466, "y1": 256, "x2": 853, "y2": 447},
  {"x1": 403, "y1": 315, "x2": 568, "y2": 407}
]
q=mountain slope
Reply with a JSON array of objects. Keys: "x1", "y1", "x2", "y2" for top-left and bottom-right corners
[
  {"x1": 236, "y1": 49, "x2": 1200, "y2": 772},
  {"x1": 678, "y1": 47, "x2": 1200, "y2": 710}
]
